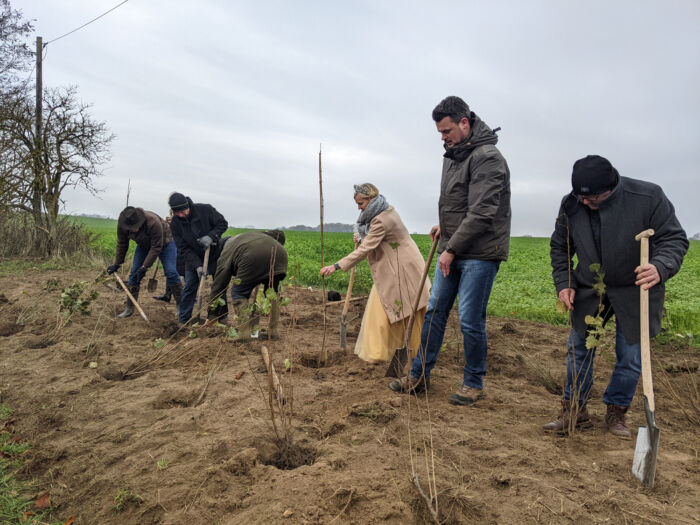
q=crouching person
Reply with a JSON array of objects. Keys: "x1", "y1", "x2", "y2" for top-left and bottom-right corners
[
  {"x1": 107, "y1": 206, "x2": 182, "y2": 318},
  {"x1": 207, "y1": 230, "x2": 287, "y2": 340}
]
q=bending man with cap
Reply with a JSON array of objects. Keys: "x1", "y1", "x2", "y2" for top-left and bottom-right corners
[
  {"x1": 107, "y1": 206, "x2": 182, "y2": 318},
  {"x1": 206, "y1": 230, "x2": 288, "y2": 340},
  {"x1": 168, "y1": 192, "x2": 228, "y2": 324},
  {"x1": 546, "y1": 155, "x2": 688, "y2": 437}
]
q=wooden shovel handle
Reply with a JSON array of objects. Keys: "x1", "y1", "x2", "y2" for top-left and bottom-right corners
[
  {"x1": 636, "y1": 229, "x2": 655, "y2": 412},
  {"x1": 151, "y1": 261, "x2": 159, "y2": 279},
  {"x1": 114, "y1": 274, "x2": 149, "y2": 322},
  {"x1": 341, "y1": 242, "x2": 359, "y2": 318},
  {"x1": 402, "y1": 236, "x2": 439, "y2": 348},
  {"x1": 195, "y1": 245, "x2": 212, "y2": 320}
]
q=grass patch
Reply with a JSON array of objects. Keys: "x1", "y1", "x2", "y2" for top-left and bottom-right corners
[{"x1": 0, "y1": 404, "x2": 56, "y2": 525}]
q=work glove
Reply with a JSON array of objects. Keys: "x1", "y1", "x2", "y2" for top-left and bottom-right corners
[
  {"x1": 198, "y1": 235, "x2": 214, "y2": 249},
  {"x1": 134, "y1": 266, "x2": 147, "y2": 281},
  {"x1": 196, "y1": 266, "x2": 204, "y2": 279},
  {"x1": 107, "y1": 263, "x2": 120, "y2": 275}
]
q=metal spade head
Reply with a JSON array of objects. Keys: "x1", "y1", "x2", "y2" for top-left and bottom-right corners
[
  {"x1": 385, "y1": 347, "x2": 409, "y2": 378},
  {"x1": 632, "y1": 396, "x2": 660, "y2": 488},
  {"x1": 339, "y1": 314, "x2": 347, "y2": 350}
]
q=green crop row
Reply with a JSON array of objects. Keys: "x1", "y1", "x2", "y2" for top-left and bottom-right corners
[{"x1": 73, "y1": 217, "x2": 699, "y2": 344}]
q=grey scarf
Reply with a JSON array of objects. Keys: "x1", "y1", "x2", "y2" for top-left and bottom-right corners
[{"x1": 356, "y1": 194, "x2": 389, "y2": 240}]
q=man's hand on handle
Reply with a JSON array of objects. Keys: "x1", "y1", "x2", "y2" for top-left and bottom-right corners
[
  {"x1": 558, "y1": 288, "x2": 575, "y2": 311},
  {"x1": 634, "y1": 263, "x2": 660, "y2": 290}
]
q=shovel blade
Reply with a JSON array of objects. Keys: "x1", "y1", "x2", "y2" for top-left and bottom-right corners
[
  {"x1": 147, "y1": 278, "x2": 158, "y2": 292},
  {"x1": 385, "y1": 347, "x2": 409, "y2": 378},
  {"x1": 632, "y1": 425, "x2": 660, "y2": 488},
  {"x1": 632, "y1": 396, "x2": 660, "y2": 488}
]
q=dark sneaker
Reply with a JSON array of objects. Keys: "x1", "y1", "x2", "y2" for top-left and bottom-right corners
[
  {"x1": 389, "y1": 375, "x2": 429, "y2": 394},
  {"x1": 605, "y1": 404, "x2": 632, "y2": 439},
  {"x1": 449, "y1": 385, "x2": 485, "y2": 406}
]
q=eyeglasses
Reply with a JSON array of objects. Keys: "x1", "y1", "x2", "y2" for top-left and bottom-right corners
[{"x1": 576, "y1": 190, "x2": 611, "y2": 204}]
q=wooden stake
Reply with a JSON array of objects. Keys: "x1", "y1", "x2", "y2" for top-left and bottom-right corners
[
  {"x1": 261, "y1": 345, "x2": 286, "y2": 408},
  {"x1": 318, "y1": 144, "x2": 328, "y2": 364}
]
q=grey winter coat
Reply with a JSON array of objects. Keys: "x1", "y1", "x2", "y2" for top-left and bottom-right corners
[
  {"x1": 550, "y1": 176, "x2": 688, "y2": 344},
  {"x1": 438, "y1": 113, "x2": 511, "y2": 261}
]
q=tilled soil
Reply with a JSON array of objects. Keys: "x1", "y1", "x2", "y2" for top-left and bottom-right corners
[{"x1": 0, "y1": 268, "x2": 698, "y2": 524}]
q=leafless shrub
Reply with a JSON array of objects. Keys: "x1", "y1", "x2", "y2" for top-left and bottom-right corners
[{"x1": 0, "y1": 211, "x2": 96, "y2": 259}]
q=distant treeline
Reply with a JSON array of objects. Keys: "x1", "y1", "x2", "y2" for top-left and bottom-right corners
[{"x1": 279, "y1": 223, "x2": 354, "y2": 233}]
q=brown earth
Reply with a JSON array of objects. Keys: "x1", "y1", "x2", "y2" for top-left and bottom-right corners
[{"x1": 0, "y1": 268, "x2": 698, "y2": 524}]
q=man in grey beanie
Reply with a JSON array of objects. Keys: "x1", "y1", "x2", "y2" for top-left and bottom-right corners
[{"x1": 545, "y1": 155, "x2": 688, "y2": 438}]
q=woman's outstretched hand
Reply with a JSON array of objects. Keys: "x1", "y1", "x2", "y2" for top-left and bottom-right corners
[{"x1": 320, "y1": 265, "x2": 337, "y2": 276}]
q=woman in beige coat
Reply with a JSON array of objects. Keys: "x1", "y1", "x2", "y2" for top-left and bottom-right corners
[{"x1": 320, "y1": 183, "x2": 431, "y2": 363}]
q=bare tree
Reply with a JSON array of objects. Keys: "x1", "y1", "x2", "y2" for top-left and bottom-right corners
[
  {"x1": 1, "y1": 85, "x2": 114, "y2": 253},
  {"x1": 0, "y1": 0, "x2": 34, "y2": 89}
]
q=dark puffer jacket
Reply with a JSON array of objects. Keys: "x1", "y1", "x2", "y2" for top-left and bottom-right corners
[
  {"x1": 550, "y1": 176, "x2": 688, "y2": 344},
  {"x1": 115, "y1": 209, "x2": 173, "y2": 268},
  {"x1": 170, "y1": 197, "x2": 228, "y2": 275},
  {"x1": 438, "y1": 113, "x2": 511, "y2": 261}
]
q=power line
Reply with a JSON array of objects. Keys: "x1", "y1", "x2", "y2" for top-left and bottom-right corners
[{"x1": 44, "y1": 0, "x2": 130, "y2": 46}]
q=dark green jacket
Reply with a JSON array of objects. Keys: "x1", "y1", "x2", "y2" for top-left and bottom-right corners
[
  {"x1": 438, "y1": 113, "x2": 511, "y2": 261},
  {"x1": 550, "y1": 176, "x2": 688, "y2": 344},
  {"x1": 210, "y1": 232, "x2": 288, "y2": 301}
]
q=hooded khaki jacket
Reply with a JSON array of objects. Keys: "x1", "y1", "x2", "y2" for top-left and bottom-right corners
[
  {"x1": 439, "y1": 113, "x2": 511, "y2": 261},
  {"x1": 338, "y1": 207, "x2": 430, "y2": 324},
  {"x1": 115, "y1": 209, "x2": 173, "y2": 268},
  {"x1": 550, "y1": 176, "x2": 688, "y2": 344}
]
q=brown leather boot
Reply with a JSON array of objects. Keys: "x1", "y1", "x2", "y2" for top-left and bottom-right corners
[
  {"x1": 543, "y1": 399, "x2": 592, "y2": 434},
  {"x1": 605, "y1": 404, "x2": 632, "y2": 439}
]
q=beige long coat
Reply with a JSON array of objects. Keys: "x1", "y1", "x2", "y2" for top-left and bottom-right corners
[{"x1": 337, "y1": 207, "x2": 430, "y2": 324}]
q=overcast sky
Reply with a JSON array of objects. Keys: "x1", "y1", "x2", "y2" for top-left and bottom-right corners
[{"x1": 18, "y1": 0, "x2": 700, "y2": 236}]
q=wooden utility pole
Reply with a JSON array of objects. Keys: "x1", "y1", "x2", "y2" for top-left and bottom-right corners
[
  {"x1": 35, "y1": 37, "x2": 42, "y2": 145},
  {"x1": 31, "y1": 36, "x2": 44, "y2": 230}
]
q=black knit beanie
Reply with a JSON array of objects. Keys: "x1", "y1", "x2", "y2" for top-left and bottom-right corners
[
  {"x1": 571, "y1": 155, "x2": 619, "y2": 195},
  {"x1": 168, "y1": 192, "x2": 189, "y2": 211}
]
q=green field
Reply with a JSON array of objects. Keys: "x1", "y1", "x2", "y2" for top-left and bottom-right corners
[{"x1": 72, "y1": 217, "x2": 699, "y2": 344}]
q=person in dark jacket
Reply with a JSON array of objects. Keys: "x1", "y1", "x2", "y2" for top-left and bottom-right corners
[
  {"x1": 206, "y1": 230, "x2": 287, "y2": 340},
  {"x1": 389, "y1": 96, "x2": 511, "y2": 405},
  {"x1": 168, "y1": 192, "x2": 228, "y2": 324},
  {"x1": 106, "y1": 206, "x2": 182, "y2": 318},
  {"x1": 545, "y1": 155, "x2": 688, "y2": 437}
]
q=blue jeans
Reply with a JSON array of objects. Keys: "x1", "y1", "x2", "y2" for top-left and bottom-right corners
[
  {"x1": 564, "y1": 325, "x2": 641, "y2": 407},
  {"x1": 178, "y1": 270, "x2": 200, "y2": 324},
  {"x1": 127, "y1": 241, "x2": 180, "y2": 290},
  {"x1": 410, "y1": 258, "x2": 500, "y2": 389}
]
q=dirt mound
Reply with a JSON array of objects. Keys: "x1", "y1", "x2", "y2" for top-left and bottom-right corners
[{"x1": 0, "y1": 268, "x2": 698, "y2": 524}]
